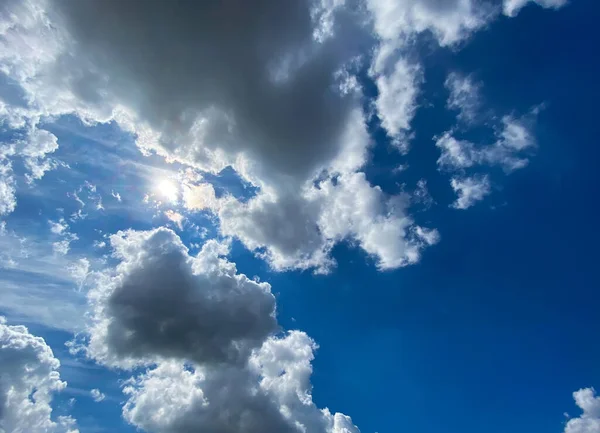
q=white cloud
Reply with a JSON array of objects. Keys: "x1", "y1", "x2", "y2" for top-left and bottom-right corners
[
  {"x1": 0, "y1": 163, "x2": 16, "y2": 217},
  {"x1": 76, "y1": 227, "x2": 359, "y2": 433},
  {"x1": 49, "y1": 218, "x2": 68, "y2": 235},
  {"x1": 194, "y1": 170, "x2": 438, "y2": 273},
  {"x1": 445, "y1": 72, "x2": 481, "y2": 123},
  {"x1": 90, "y1": 388, "x2": 105, "y2": 403},
  {"x1": 67, "y1": 258, "x2": 90, "y2": 289},
  {"x1": 18, "y1": 126, "x2": 60, "y2": 182},
  {"x1": 164, "y1": 210, "x2": 185, "y2": 230},
  {"x1": 565, "y1": 388, "x2": 600, "y2": 433},
  {"x1": 0, "y1": 145, "x2": 16, "y2": 217},
  {"x1": 111, "y1": 190, "x2": 121, "y2": 202},
  {"x1": 503, "y1": 0, "x2": 568, "y2": 17},
  {"x1": 366, "y1": 0, "x2": 492, "y2": 48},
  {"x1": 436, "y1": 113, "x2": 537, "y2": 173},
  {"x1": 0, "y1": 317, "x2": 78, "y2": 433},
  {"x1": 49, "y1": 219, "x2": 78, "y2": 255},
  {"x1": 371, "y1": 58, "x2": 422, "y2": 152},
  {"x1": 450, "y1": 175, "x2": 491, "y2": 209}
]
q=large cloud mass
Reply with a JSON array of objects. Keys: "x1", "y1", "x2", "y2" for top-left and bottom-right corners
[{"x1": 79, "y1": 228, "x2": 360, "y2": 433}]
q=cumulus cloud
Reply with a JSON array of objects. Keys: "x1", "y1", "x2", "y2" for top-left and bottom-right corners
[
  {"x1": 0, "y1": 317, "x2": 78, "y2": 433},
  {"x1": 503, "y1": 0, "x2": 568, "y2": 17},
  {"x1": 186, "y1": 171, "x2": 438, "y2": 273},
  {"x1": 77, "y1": 227, "x2": 359, "y2": 433},
  {"x1": 84, "y1": 228, "x2": 278, "y2": 367},
  {"x1": 90, "y1": 388, "x2": 105, "y2": 403},
  {"x1": 366, "y1": 0, "x2": 492, "y2": 48},
  {"x1": 450, "y1": 175, "x2": 491, "y2": 209},
  {"x1": 564, "y1": 388, "x2": 600, "y2": 433}
]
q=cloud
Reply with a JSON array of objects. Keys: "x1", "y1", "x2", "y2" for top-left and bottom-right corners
[
  {"x1": 49, "y1": 218, "x2": 78, "y2": 255},
  {"x1": 0, "y1": 226, "x2": 87, "y2": 331},
  {"x1": 450, "y1": 175, "x2": 491, "y2": 209},
  {"x1": 111, "y1": 190, "x2": 121, "y2": 202},
  {"x1": 445, "y1": 72, "x2": 481, "y2": 123},
  {"x1": 0, "y1": 0, "x2": 440, "y2": 272},
  {"x1": 77, "y1": 227, "x2": 359, "y2": 433},
  {"x1": 371, "y1": 58, "x2": 422, "y2": 152},
  {"x1": 436, "y1": 114, "x2": 537, "y2": 173},
  {"x1": 366, "y1": 0, "x2": 493, "y2": 48},
  {"x1": 564, "y1": 388, "x2": 600, "y2": 433},
  {"x1": 503, "y1": 0, "x2": 568, "y2": 17},
  {"x1": 189, "y1": 171, "x2": 438, "y2": 273},
  {"x1": 67, "y1": 258, "x2": 90, "y2": 289},
  {"x1": 164, "y1": 210, "x2": 185, "y2": 230},
  {"x1": 0, "y1": 145, "x2": 16, "y2": 216},
  {"x1": 84, "y1": 228, "x2": 278, "y2": 368},
  {"x1": 0, "y1": 317, "x2": 78, "y2": 433},
  {"x1": 89, "y1": 388, "x2": 105, "y2": 403},
  {"x1": 0, "y1": 0, "x2": 551, "y2": 274}
]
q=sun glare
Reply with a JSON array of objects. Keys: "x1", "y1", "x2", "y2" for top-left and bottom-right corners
[{"x1": 155, "y1": 178, "x2": 179, "y2": 203}]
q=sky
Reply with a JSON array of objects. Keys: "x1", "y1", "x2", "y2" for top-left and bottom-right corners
[{"x1": 0, "y1": 0, "x2": 599, "y2": 433}]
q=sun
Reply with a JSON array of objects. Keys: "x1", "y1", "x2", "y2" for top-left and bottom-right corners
[{"x1": 154, "y1": 178, "x2": 179, "y2": 203}]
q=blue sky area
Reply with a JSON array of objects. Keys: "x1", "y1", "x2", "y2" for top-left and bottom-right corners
[{"x1": 0, "y1": 1, "x2": 599, "y2": 433}]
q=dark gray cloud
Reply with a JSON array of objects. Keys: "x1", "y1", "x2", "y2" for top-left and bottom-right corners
[
  {"x1": 91, "y1": 228, "x2": 277, "y2": 366},
  {"x1": 48, "y1": 0, "x2": 363, "y2": 187}
]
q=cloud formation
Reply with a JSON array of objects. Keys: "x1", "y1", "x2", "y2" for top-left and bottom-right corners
[
  {"x1": 503, "y1": 0, "x2": 567, "y2": 17},
  {"x1": 78, "y1": 227, "x2": 359, "y2": 433},
  {"x1": 0, "y1": 0, "x2": 553, "y2": 272},
  {"x1": 436, "y1": 114, "x2": 537, "y2": 173},
  {"x1": 450, "y1": 175, "x2": 491, "y2": 209},
  {"x1": 565, "y1": 388, "x2": 600, "y2": 433},
  {"x1": 0, "y1": 317, "x2": 78, "y2": 433}
]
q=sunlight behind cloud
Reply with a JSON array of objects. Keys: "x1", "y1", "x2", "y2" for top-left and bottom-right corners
[{"x1": 154, "y1": 178, "x2": 179, "y2": 204}]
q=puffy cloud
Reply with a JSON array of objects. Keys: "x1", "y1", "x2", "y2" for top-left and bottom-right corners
[
  {"x1": 450, "y1": 175, "x2": 491, "y2": 209},
  {"x1": 84, "y1": 228, "x2": 278, "y2": 368},
  {"x1": 188, "y1": 171, "x2": 438, "y2": 273},
  {"x1": 90, "y1": 389, "x2": 105, "y2": 403},
  {"x1": 0, "y1": 317, "x2": 78, "y2": 433},
  {"x1": 436, "y1": 114, "x2": 536, "y2": 173},
  {"x1": 371, "y1": 58, "x2": 422, "y2": 152},
  {"x1": 445, "y1": 72, "x2": 481, "y2": 123},
  {"x1": 312, "y1": 172, "x2": 439, "y2": 269},
  {"x1": 503, "y1": 0, "x2": 568, "y2": 17},
  {"x1": 0, "y1": 162, "x2": 15, "y2": 217},
  {"x1": 18, "y1": 126, "x2": 60, "y2": 182},
  {"x1": 564, "y1": 388, "x2": 600, "y2": 433},
  {"x1": 366, "y1": 0, "x2": 492, "y2": 48},
  {"x1": 78, "y1": 227, "x2": 359, "y2": 433}
]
